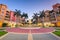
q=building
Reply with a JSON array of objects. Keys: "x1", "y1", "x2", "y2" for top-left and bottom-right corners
[
  {"x1": 0, "y1": 4, "x2": 23, "y2": 28},
  {"x1": 44, "y1": 10, "x2": 50, "y2": 22},
  {"x1": 9, "y1": 11, "x2": 22, "y2": 27},
  {"x1": 53, "y1": 3, "x2": 60, "y2": 12},
  {"x1": 0, "y1": 4, "x2": 7, "y2": 28},
  {"x1": 43, "y1": 3, "x2": 60, "y2": 27},
  {"x1": 41, "y1": 3, "x2": 60, "y2": 27},
  {"x1": 53, "y1": 3, "x2": 60, "y2": 27},
  {"x1": 3, "y1": 10, "x2": 10, "y2": 27},
  {"x1": 44, "y1": 10, "x2": 51, "y2": 27},
  {"x1": 9, "y1": 11, "x2": 16, "y2": 27}
]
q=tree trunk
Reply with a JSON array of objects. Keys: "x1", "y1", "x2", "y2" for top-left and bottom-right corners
[{"x1": 42, "y1": 17, "x2": 44, "y2": 27}]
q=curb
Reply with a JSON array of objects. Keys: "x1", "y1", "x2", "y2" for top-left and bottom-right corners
[
  {"x1": 20, "y1": 27, "x2": 40, "y2": 29},
  {"x1": 8, "y1": 32, "x2": 28, "y2": 34},
  {"x1": 0, "y1": 33, "x2": 9, "y2": 39},
  {"x1": 50, "y1": 33, "x2": 60, "y2": 39}
]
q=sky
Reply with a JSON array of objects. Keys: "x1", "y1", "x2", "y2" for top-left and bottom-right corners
[{"x1": 0, "y1": 0, "x2": 60, "y2": 19}]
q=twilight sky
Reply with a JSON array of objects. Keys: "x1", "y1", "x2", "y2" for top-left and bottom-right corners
[{"x1": 0, "y1": 0, "x2": 60, "y2": 19}]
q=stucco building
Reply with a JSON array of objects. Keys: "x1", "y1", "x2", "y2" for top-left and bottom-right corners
[{"x1": 0, "y1": 4, "x2": 7, "y2": 28}]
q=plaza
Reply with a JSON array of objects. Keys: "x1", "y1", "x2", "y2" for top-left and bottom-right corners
[
  {"x1": 0, "y1": 0, "x2": 60, "y2": 40},
  {"x1": 0, "y1": 27, "x2": 60, "y2": 40}
]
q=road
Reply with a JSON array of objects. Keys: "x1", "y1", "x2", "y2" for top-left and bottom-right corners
[{"x1": 0, "y1": 33, "x2": 60, "y2": 40}]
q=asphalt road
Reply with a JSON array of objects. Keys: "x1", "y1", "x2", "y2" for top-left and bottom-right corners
[
  {"x1": 32, "y1": 33, "x2": 60, "y2": 40},
  {"x1": 0, "y1": 33, "x2": 60, "y2": 40},
  {"x1": 0, "y1": 33, "x2": 28, "y2": 40}
]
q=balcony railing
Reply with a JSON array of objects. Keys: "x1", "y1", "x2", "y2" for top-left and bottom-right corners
[{"x1": 5, "y1": 16, "x2": 10, "y2": 18}]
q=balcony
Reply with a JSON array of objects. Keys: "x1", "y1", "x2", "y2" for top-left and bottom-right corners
[
  {"x1": 50, "y1": 19, "x2": 56, "y2": 21},
  {"x1": 4, "y1": 18, "x2": 10, "y2": 21},
  {"x1": 5, "y1": 16, "x2": 10, "y2": 18},
  {"x1": 56, "y1": 14, "x2": 60, "y2": 16}
]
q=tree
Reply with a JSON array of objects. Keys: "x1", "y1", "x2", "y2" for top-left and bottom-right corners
[
  {"x1": 32, "y1": 13, "x2": 38, "y2": 24},
  {"x1": 2, "y1": 23, "x2": 8, "y2": 27},
  {"x1": 21, "y1": 12, "x2": 28, "y2": 19},
  {"x1": 39, "y1": 10, "x2": 45, "y2": 27},
  {"x1": 14, "y1": 9, "x2": 21, "y2": 17},
  {"x1": 21, "y1": 12, "x2": 28, "y2": 24},
  {"x1": 14, "y1": 9, "x2": 21, "y2": 27},
  {"x1": 39, "y1": 10, "x2": 45, "y2": 18}
]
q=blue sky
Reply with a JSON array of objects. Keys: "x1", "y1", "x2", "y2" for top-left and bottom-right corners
[{"x1": 0, "y1": 0, "x2": 60, "y2": 19}]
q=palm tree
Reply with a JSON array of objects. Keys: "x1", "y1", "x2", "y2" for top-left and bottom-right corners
[
  {"x1": 32, "y1": 13, "x2": 38, "y2": 24},
  {"x1": 39, "y1": 10, "x2": 45, "y2": 18},
  {"x1": 14, "y1": 9, "x2": 21, "y2": 16},
  {"x1": 21, "y1": 12, "x2": 28, "y2": 24},
  {"x1": 14, "y1": 9, "x2": 21, "y2": 27},
  {"x1": 39, "y1": 10, "x2": 45, "y2": 27},
  {"x1": 21, "y1": 12, "x2": 28, "y2": 19}
]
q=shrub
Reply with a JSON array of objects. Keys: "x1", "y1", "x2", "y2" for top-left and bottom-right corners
[{"x1": 2, "y1": 23, "x2": 8, "y2": 27}]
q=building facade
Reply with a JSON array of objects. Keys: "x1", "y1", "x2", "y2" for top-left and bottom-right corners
[
  {"x1": 9, "y1": 11, "x2": 16, "y2": 27},
  {"x1": 43, "y1": 3, "x2": 60, "y2": 27},
  {"x1": 0, "y1": 4, "x2": 7, "y2": 28},
  {"x1": 52, "y1": 3, "x2": 60, "y2": 27}
]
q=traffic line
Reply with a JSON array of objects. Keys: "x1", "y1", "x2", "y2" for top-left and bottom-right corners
[
  {"x1": 28, "y1": 33, "x2": 33, "y2": 40},
  {"x1": 28, "y1": 30, "x2": 33, "y2": 40}
]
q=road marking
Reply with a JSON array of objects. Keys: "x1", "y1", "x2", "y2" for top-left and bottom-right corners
[
  {"x1": 28, "y1": 33, "x2": 33, "y2": 40},
  {"x1": 28, "y1": 30, "x2": 33, "y2": 40}
]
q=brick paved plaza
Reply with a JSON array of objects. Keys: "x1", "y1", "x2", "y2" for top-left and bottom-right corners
[{"x1": 0, "y1": 27, "x2": 60, "y2": 40}]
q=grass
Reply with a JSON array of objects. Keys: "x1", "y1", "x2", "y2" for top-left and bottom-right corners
[
  {"x1": 53, "y1": 29, "x2": 60, "y2": 37},
  {"x1": 56, "y1": 28, "x2": 60, "y2": 30},
  {"x1": 0, "y1": 31, "x2": 8, "y2": 37}
]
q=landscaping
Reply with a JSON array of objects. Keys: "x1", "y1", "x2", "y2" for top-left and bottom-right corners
[
  {"x1": 0, "y1": 31, "x2": 8, "y2": 37},
  {"x1": 53, "y1": 28, "x2": 60, "y2": 37}
]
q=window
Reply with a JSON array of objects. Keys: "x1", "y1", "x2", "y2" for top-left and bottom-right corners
[
  {"x1": 6, "y1": 13, "x2": 9, "y2": 15},
  {"x1": 1, "y1": 13, "x2": 4, "y2": 16},
  {"x1": 0, "y1": 14, "x2": 3, "y2": 17},
  {"x1": 0, "y1": 17, "x2": 2, "y2": 20},
  {"x1": 56, "y1": 14, "x2": 60, "y2": 16},
  {"x1": 0, "y1": 12, "x2": 4, "y2": 16},
  {"x1": 5, "y1": 16, "x2": 10, "y2": 18},
  {"x1": 2, "y1": 8, "x2": 5, "y2": 11},
  {"x1": 50, "y1": 19, "x2": 56, "y2": 21},
  {"x1": 2, "y1": 12, "x2": 4, "y2": 14},
  {"x1": 58, "y1": 6, "x2": 60, "y2": 8}
]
